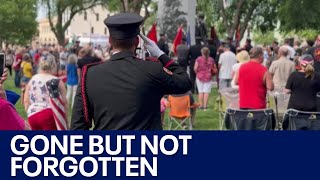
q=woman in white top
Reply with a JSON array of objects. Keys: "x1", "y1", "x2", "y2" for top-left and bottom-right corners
[
  {"x1": 24, "y1": 52, "x2": 67, "y2": 130},
  {"x1": 231, "y1": 50, "x2": 250, "y2": 89}
]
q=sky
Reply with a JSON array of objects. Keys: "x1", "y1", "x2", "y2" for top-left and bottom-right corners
[{"x1": 37, "y1": 4, "x2": 47, "y2": 20}]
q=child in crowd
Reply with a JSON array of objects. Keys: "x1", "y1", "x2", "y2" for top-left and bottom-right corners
[{"x1": 66, "y1": 54, "x2": 79, "y2": 108}]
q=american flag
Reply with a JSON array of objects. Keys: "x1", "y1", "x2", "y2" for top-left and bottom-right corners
[
  {"x1": 46, "y1": 79, "x2": 68, "y2": 130},
  {"x1": 49, "y1": 96, "x2": 68, "y2": 130}
]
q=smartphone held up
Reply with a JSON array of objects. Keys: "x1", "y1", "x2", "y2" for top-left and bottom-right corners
[{"x1": 0, "y1": 53, "x2": 6, "y2": 76}]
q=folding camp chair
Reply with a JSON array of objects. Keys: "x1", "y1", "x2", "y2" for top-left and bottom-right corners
[
  {"x1": 284, "y1": 109, "x2": 320, "y2": 130},
  {"x1": 217, "y1": 88, "x2": 239, "y2": 130},
  {"x1": 224, "y1": 108, "x2": 275, "y2": 130},
  {"x1": 268, "y1": 88, "x2": 290, "y2": 130},
  {"x1": 167, "y1": 95, "x2": 193, "y2": 130}
]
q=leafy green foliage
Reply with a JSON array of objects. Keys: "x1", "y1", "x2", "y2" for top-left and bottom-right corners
[
  {"x1": 252, "y1": 30, "x2": 276, "y2": 45},
  {"x1": 279, "y1": 0, "x2": 320, "y2": 32},
  {"x1": 282, "y1": 29, "x2": 320, "y2": 41},
  {"x1": 0, "y1": 0, "x2": 38, "y2": 45}
]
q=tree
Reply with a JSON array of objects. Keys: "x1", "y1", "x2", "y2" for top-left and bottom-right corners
[
  {"x1": 278, "y1": 0, "x2": 320, "y2": 32},
  {"x1": 40, "y1": 0, "x2": 108, "y2": 46},
  {"x1": 217, "y1": 0, "x2": 279, "y2": 40},
  {"x1": 0, "y1": 0, "x2": 38, "y2": 45},
  {"x1": 252, "y1": 30, "x2": 276, "y2": 46},
  {"x1": 107, "y1": 0, "x2": 154, "y2": 19},
  {"x1": 160, "y1": 0, "x2": 187, "y2": 41}
]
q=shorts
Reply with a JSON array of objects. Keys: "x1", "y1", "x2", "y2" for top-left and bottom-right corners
[
  {"x1": 219, "y1": 79, "x2": 232, "y2": 90},
  {"x1": 60, "y1": 64, "x2": 66, "y2": 71},
  {"x1": 28, "y1": 108, "x2": 57, "y2": 130},
  {"x1": 21, "y1": 76, "x2": 31, "y2": 84},
  {"x1": 196, "y1": 79, "x2": 212, "y2": 93}
]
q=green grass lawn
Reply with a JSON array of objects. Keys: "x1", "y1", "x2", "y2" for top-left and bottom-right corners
[{"x1": 4, "y1": 73, "x2": 220, "y2": 130}]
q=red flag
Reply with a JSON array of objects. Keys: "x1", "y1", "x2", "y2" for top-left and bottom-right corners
[
  {"x1": 173, "y1": 26, "x2": 184, "y2": 55},
  {"x1": 147, "y1": 23, "x2": 158, "y2": 43},
  {"x1": 235, "y1": 25, "x2": 241, "y2": 47},
  {"x1": 211, "y1": 26, "x2": 219, "y2": 41}
]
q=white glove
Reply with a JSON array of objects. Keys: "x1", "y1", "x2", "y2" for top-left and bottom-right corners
[{"x1": 139, "y1": 34, "x2": 165, "y2": 58}]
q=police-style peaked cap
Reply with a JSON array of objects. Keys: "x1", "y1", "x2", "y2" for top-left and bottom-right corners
[{"x1": 104, "y1": 13, "x2": 144, "y2": 40}]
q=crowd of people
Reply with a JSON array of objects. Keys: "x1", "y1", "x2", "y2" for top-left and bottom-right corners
[
  {"x1": 1, "y1": 11, "x2": 320, "y2": 130},
  {"x1": 0, "y1": 42, "x2": 111, "y2": 130}
]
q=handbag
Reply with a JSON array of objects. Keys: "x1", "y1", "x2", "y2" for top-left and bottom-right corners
[{"x1": 211, "y1": 63, "x2": 218, "y2": 76}]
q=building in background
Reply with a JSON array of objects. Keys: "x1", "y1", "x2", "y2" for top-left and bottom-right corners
[
  {"x1": 38, "y1": 18, "x2": 58, "y2": 45},
  {"x1": 37, "y1": 6, "x2": 111, "y2": 47}
]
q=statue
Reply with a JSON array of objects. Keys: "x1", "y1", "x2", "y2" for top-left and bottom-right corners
[{"x1": 195, "y1": 13, "x2": 208, "y2": 45}]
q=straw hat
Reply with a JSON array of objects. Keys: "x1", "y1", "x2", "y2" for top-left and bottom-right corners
[{"x1": 236, "y1": 50, "x2": 250, "y2": 63}]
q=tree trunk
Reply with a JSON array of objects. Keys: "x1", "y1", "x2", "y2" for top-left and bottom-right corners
[
  {"x1": 56, "y1": 30, "x2": 66, "y2": 46},
  {"x1": 227, "y1": 0, "x2": 245, "y2": 39}
]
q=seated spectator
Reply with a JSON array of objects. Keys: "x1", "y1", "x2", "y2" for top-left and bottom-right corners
[
  {"x1": 235, "y1": 47, "x2": 274, "y2": 109},
  {"x1": 167, "y1": 92, "x2": 199, "y2": 127},
  {"x1": 269, "y1": 47, "x2": 295, "y2": 88},
  {"x1": 285, "y1": 55, "x2": 320, "y2": 111}
]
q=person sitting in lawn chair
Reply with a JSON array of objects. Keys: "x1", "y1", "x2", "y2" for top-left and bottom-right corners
[{"x1": 166, "y1": 91, "x2": 199, "y2": 129}]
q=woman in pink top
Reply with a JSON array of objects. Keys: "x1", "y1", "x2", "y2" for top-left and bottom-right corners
[
  {"x1": 0, "y1": 69, "x2": 30, "y2": 130},
  {"x1": 194, "y1": 47, "x2": 217, "y2": 110}
]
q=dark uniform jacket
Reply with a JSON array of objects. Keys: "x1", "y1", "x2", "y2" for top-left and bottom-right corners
[
  {"x1": 157, "y1": 39, "x2": 170, "y2": 55},
  {"x1": 71, "y1": 51, "x2": 191, "y2": 130}
]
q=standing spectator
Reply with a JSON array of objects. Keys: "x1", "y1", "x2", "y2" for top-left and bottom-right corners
[
  {"x1": 66, "y1": 54, "x2": 79, "y2": 108},
  {"x1": 207, "y1": 39, "x2": 217, "y2": 61},
  {"x1": 235, "y1": 47, "x2": 274, "y2": 109},
  {"x1": 266, "y1": 45, "x2": 279, "y2": 69},
  {"x1": 13, "y1": 48, "x2": 23, "y2": 88},
  {"x1": 231, "y1": 50, "x2": 250, "y2": 89},
  {"x1": 294, "y1": 39, "x2": 301, "y2": 50},
  {"x1": 24, "y1": 53, "x2": 67, "y2": 130},
  {"x1": 282, "y1": 38, "x2": 296, "y2": 60},
  {"x1": 226, "y1": 37, "x2": 236, "y2": 54},
  {"x1": 271, "y1": 40, "x2": 279, "y2": 51},
  {"x1": 218, "y1": 44, "x2": 237, "y2": 89},
  {"x1": 194, "y1": 47, "x2": 217, "y2": 110},
  {"x1": 77, "y1": 47, "x2": 101, "y2": 80},
  {"x1": 269, "y1": 47, "x2": 295, "y2": 88},
  {"x1": 94, "y1": 45, "x2": 104, "y2": 57},
  {"x1": 33, "y1": 49, "x2": 41, "y2": 72},
  {"x1": 0, "y1": 70, "x2": 30, "y2": 130},
  {"x1": 176, "y1": 38, "x2": 190, "y2": 72},
  {"x1": 304, "y1": 39, "x2": 315, "y2": 53},
  {"x1": 189, "y1": 38, "x2": 204, "y2": 93},
  {"x1": 20, "y1": 53, "x2": 33, "y2": 87},
  {"x1": 306, "y1": 35, "x2": 320, "y2": 75},
  {"x1": 5, "y1": 49, "x2": 14, "y2": 76},
  {"x1": 285, "y1": 55, "x2": 320, "y2": 111},
  {"x1": 59, "y1": 47, "x2": 69, "y2": 75},
  {"x1": 244, "y1": 39, "x2": 253, "y2": 52},
  {"x1": 157, "y1": 33, "x2": 170, "y2": 56}
]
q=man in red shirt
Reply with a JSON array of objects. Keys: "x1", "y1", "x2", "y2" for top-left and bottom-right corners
[{"x1": 234, "y1": 47, "x2": 274, "y2": 109}]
